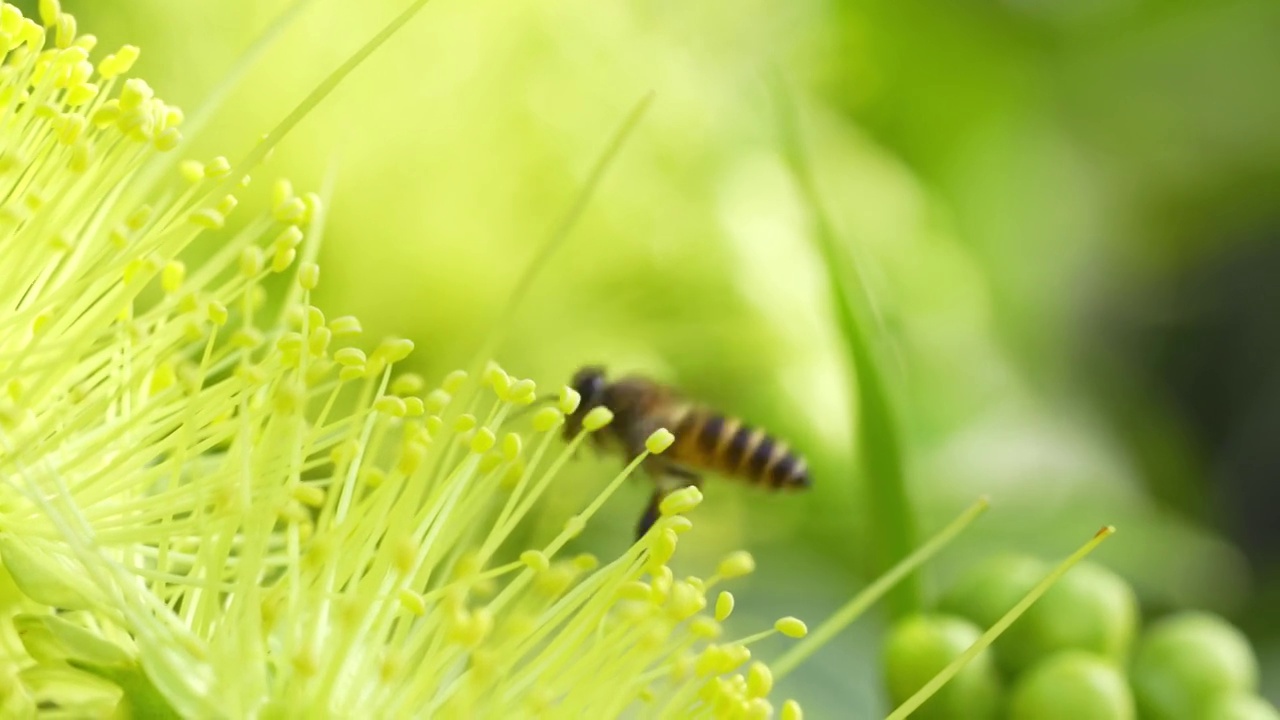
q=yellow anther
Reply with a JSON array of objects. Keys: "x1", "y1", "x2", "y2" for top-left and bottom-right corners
[
  {"x1": 234, "y1": 364, "x2": 267, "y2": 386},
  {"x1": 275, "y1": 225, "x2": 304, "y2": 250},
  {"x1": 398, "y1": 589, "x2": 426, "y2": 617},
  {"x1": 720, "y1": 644, "x2": 751, "y2": 673},
  {"x1": 665, "y1": 516, "x2": 694, "y2": 534},
  {"x1": 442, "y1": 370, "x2": 468, "y2": 393},
  {"x1": 146, "y1": 362, "x2": 176, "y2": 396},
  {"x1": 421, "y1": 389, "x2": 450, "y2": 414},
  {"x1": 508, "y1": 378, "x2": 536, "y2": 404},
  {"x1": 485, "y1": 366, "x2": 512, "y2": 398},
  {"x1": 237, "y1": 246, "x2": 264, "y2": 277},
  {"x1": 403, "y1": 397, "x2": 424, "y2": 417},
  {"x1": 648, "y1": 528, "x2": 679, "y2": 570},
  {"x1": 334, "y1": 348, "x2": 366, "y2": 367},
  {"x1": 558, "y1": 386, "x2": 581, "y2": 414},
  {"x1": 646, "y1": 428, "x2": 675, "y2": 453},
  {"x1": 774, "y1": 616, "x2": 808, "y2": 638},
  {"x1": 374, "y1": 396, "x2": 407, "y2": 418},
  {"x1": 520, "y1": 550, "x2": 550, "y2": 573},
  {"x1": 582, "y1": 406, "x2": 613, "y2": 431},
  {"x1": 97, "y1": 44, "x2": 139, "y2": 78},
  {"x1": 276, "y1": 333, "x2": 304, "y2": 354},
  {"x1": 53, "y1": 12, "x2": 74, "y2": 48},
  {"x1": 329, "y1": 315, "x2": 362, "y2": 336},
  {"x1": 424, "y1": 416, "x2": 444, "y2": 437},
  {"x1": 453, "y1": 414, "x2": 476, "y2": 433},
  {"x1": 716, "y1": 591, "x2": 735, "y2": 622},
  {"x1": 161, "y1": 261, "x2": 185, "y2": 293},
  {"x1": 65, "y1": 81, "x2": 96, "y2": 105},
  {"x1": 361, "y1": 467, "x2": 386, "y2": 488},
  {"x1": 153, "y1": 127, "x2": 181, "y2": 151},
  {"x1": 717, "y1": 551, "x2": 756, "y2": 579},
  {"x1": 659, "y1": 486, "x2": 703, "y2": 516},
  {"x1": 617, "y1": 581, "x2": 651, "y2": 602},
  {"x1": 390, "y1": 373, "x2": 425, "y2": 395},
  {"x1": 532, "y1": 407, "x2": 564, "y2": 432},
  {"x1": 692, "y1": 615, "x2": 723, "y2": 639},
  {"x1": 206, "y1": 301, "x2": 228, "y2": 326},
  {"x1": 651, "y1": 566, "x2": 673, "y2": 605},
  {"x1": 470, "y1": 428, "x2": 496, "y2": 454},
  {"x1": 54, "y1": 112, "x2": 84, "y2": 144},
  {"x1": 274, "y1": 196, "x2": 306, "y2": 223},
  {"x1": 301, "y1": 192, "x2": 322, "y2": 225},
  {"x1": 216, "y1": 194, "x2": 238, "y2": 216},
  {"x1": 781, "y1": 700, "x2": 803, "y2": 720},
  {"x1": 501, "y1": 433, "x2": 522, "y2": 460},
  {"x1": 377, "y1": 338, "x2": 414, "y2": 363},
  {"x1": 204, "y1": 156, "x2": 231, "y2": 178},
  {"x1": 695, "y1": 646, "x2": 727, "y2": 677},
  {"x1": 272, "y1": 246, "x2": 296, "y2": 273},
  {"x1": 298, "y1": 262, "x2": 319, "y2": 290},
  {"x1": 39, "y1": 0, "x2": 60, "y2": 27},
  {"x1": 308, "y1": 326, "x2": 332, "y2": 356},
  {"x1": 745, "y1": 698, "x2": 773, "y2": 720},
  {"x1": 179, "y1": 159, "x2": 204, "y2": 184},
  {"x1": 535, "y1": 565, "x2": 575, "y2": 597},
  {"x1": 291, "y1": 484, "x2": 326, "y2": 508},
  {"x1": 188, "y1": 208, "x2": 224, "y2": 230},
  {"x1": 397, "y1": 441, "x2": 427, "y2": 475},
  {"x1": 231, "y1": 328, "x2": 264, "y2": 350},
  {"x1": 668, "y1": 580, "x2": 706, "y2": 621},
  {"x1": 393, "y1": 538, "x2": 418, "y2": 575},
  {"x1": 563, "y1": 514, "x2": 586, "y2": 538},
  {"x1": 746, "y1": 663, "x2": 773, "y2": 699}
]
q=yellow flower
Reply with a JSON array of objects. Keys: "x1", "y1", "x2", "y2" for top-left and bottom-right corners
[{"x1": 0, "y1": 3, "x2": 810, "y2": 716}]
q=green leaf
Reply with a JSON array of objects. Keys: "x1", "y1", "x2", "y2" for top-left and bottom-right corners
[{"x1": 772, "y1": 78, "x2": 920, "y2": 616}]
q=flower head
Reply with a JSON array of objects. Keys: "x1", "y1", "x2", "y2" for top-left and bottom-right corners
[{"x1": 0, "y1": 3, "x2": 811, "y2": 716}]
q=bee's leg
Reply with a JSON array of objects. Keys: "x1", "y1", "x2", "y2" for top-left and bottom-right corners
[{"x1": 636, "y1": 488, "x2": 665, "y2": 540}]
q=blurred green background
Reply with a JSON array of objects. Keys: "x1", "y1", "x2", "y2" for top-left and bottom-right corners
[{"x1": 48, "y1": 0, "x2": 1280, "y2": 712}]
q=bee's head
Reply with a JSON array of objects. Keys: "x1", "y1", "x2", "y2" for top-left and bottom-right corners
[{"x1": 564, "y1": 365, "x2": 607, "y2": 438}]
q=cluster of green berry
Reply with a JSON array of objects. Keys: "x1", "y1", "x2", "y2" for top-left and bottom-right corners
[{"x1": 883, "y1": 554, "x2": 1276, "y2": 719}]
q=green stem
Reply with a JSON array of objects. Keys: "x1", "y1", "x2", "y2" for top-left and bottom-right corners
[
  {"x1": 772, "y1": 497, "x2": 988, "y2": 679},
  {"x1": 771, "y1": 77, "x2": 920, "y2": 617}
]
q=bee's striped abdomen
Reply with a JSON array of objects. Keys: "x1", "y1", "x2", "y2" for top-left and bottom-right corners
[{"x1": 666, "y1": 407, "x2": 810, "y2": 491}]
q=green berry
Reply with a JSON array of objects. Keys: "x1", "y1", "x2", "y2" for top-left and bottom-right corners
[
  {"x1": 1014, "y1": 561, "x2": 1139, "y2": 671},
  {"x1": 939, "y1": 554, "x2": 1046, "y2": 674},
  {"x1": 883, "y1": 614, "x2": 1000, "y2": 720},
  {"x1": 1204, "y1": 693, "x2": 1280, "y2": 720},
  {"x1": 1131, "y1": 612, "x2": 1260, "y2": 720},
  {"x1": 1008, "y1": 651, "x2": 1134, "y2": 720}
]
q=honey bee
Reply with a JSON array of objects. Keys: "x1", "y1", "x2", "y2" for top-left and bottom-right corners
[{"x1": 564, "y1": 366, "x2": 812, "y2": 538}]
